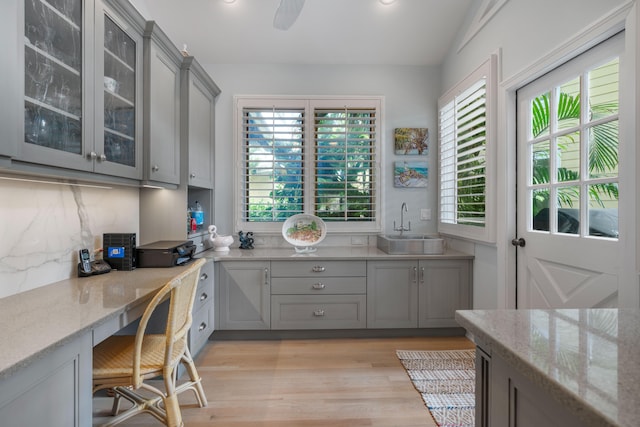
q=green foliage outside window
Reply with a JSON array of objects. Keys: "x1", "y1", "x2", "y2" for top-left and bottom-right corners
[
  {"x1": 531, "y1": 92, "x2": 619, "y2": 217},
  {"x1": 245, "y1": 110, "x2": 375, "y2": 222}
]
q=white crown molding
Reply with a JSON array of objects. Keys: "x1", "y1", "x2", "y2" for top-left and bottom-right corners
[{"x1": 457, "y1": 0, "x2": 509, "y2": 53}]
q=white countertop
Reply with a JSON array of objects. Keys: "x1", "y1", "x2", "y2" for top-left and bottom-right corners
[{"x1": 455, "y1": 308, "x2": 640, "y2": 427}]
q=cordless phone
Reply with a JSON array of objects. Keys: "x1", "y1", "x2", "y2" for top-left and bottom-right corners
[
  {"x1": 78, "y1": 248, "x2": 112, "y2": 277},
  {"x1": 79, "y1": 249, "x2": 92, "y2": 274}
]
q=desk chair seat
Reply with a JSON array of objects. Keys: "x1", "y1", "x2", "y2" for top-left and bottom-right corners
[{"x1": 93, "y1": 258, "x2": 207, "y2": 427}]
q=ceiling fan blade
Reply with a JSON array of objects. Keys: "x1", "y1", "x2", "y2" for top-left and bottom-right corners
[{"x1": 273, "y1": 0, "x2": 305, "y2": 31}]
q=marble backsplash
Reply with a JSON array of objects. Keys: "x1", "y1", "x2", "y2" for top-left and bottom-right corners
[{"x1": 0, "y1": 178, "x2": 139, "y2": 299}]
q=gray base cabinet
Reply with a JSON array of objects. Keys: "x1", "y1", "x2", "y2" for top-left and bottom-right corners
[
  {"x1": 418, "y1": 259, "x2": 471, "y2": 328},
  {"x1": 190, "y1": 258, "x2": 215, "y2": 355},
  {"x1": 367, "y1": 259, "x2": 471, "y2": 329},
  {"x1": 217, "y1": 261, "x2": 270, "y2": 330},
  {"x1": 0, "y1": 332, "x2": 92, "y2": 427},
  {"x1": 216, "y1": 258, "x2": 472, "y2": 332},
  {"x1": 478, "y1": 346, "x2": 586, "y2": 427},
  {"x1": 271, "y1": 261, "x2": 367, "y2": 329},
  {"x1": 367, "y1": 260, "x2": 419, "y2": 328}
]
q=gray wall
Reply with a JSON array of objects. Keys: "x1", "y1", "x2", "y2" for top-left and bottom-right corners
[{"x1": 205, "y1": 63, "x2": 443, "y2": 238}]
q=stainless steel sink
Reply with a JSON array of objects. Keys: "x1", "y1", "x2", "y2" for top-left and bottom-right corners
[{"x1": 377, "y1": 234, "x2": 444, "y2": 255}]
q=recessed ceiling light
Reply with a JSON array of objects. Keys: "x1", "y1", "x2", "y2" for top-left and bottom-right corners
[
  {"x1": 379, "y1": 0, "x2": 397, "y2": 5},
  {"x1": 222, "y1": 0, "x2": 236, "y2": 4}
]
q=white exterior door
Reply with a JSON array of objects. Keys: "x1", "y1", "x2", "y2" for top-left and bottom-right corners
[{"x1": 515, "y1": 34, "x2": 623, "y2": 309}]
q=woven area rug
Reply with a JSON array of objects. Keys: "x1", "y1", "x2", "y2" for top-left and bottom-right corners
[{"x1": 397, "y1": 349, "x2": 476, "y2": 427}]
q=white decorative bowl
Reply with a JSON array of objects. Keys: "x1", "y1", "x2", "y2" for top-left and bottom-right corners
[{"x1": 282, "y1": 214, "x2": 326, "y2": 253}]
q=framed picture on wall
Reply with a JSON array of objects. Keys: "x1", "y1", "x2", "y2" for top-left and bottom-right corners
[
  {"x1": 394, "y1": 161, "x2": 428, "y2": 188},
  {"x1": 394, "y1": 128, "x2": 429, "y2": 155}
]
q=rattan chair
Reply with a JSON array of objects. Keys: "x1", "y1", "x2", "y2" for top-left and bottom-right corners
[{"x1": 93, "y1": 258, "x2": 207, "y2": 427}]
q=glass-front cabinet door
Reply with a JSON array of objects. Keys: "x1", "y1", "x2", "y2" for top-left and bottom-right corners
[
  {"x1": 23, "y1": 0, "x2": 87, "y2": 170},
  {"x1": 19, "y1": 0, "x2": 142, "y2": 180},
  {"x1": 95, "y1": 4, "x2": 142, "y2": 179}
]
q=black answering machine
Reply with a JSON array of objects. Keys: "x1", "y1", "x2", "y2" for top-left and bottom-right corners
[{"x1": 135, "y1": 240, "x2": 196, "y2": 268}]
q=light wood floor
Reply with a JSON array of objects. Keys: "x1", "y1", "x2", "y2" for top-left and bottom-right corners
[{"x1": 93, "y1": 336, "x2": 474, "y2": 426}]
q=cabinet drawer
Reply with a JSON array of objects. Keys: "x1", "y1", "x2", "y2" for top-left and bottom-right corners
[
  {"x1": 271, "y1": 295, "x2": 366, "y2": 329},
  {"x1": 190, "y1": 306, "x2": 213, "y2": 355},
  {"x1": 271, "y1": 261, "x2": 366, "y2": 277},
  {"x1": 271, "y1": 277, "x2": 366, "y2": 295},
  {"x1": 193, "y1": 260, "x2": 214, "y2": 313}
]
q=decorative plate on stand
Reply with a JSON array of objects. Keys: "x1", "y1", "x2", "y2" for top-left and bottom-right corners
[{"x1": 282, "y1": 214, "x2": 327, "y2": 253}]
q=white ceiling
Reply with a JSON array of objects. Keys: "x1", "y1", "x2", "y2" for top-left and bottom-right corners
[{"x1": 127, "y1": 0, "x2": 474, "y2": 66}]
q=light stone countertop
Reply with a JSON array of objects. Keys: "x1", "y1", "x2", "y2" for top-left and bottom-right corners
[
  {"x1": 0, "y1": 267, "x2": 182, "y2": 381},
  {"x1": 455, "y1": 308, "x2": 640, "y2": 427},
  {"x1": 198, "y1": 246, "x2": 474, "y2": 261},
  {"x1": 1, "y1": 247, "x2": 472, "y2": 383}
]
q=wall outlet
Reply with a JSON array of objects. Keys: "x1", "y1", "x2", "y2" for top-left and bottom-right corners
[{"x1": 420, "y1": 209, "x2": 432, "y2": 221}]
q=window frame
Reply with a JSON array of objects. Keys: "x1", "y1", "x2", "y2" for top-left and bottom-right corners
[
  {"x1": 438, "y1": 55, "x2": 497, "y2": 243},
  {"x1": 233, "y1": 95, "x2": 383, "y2": 235}
]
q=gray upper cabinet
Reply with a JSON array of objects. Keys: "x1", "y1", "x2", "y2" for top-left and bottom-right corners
[
  {"x1": 97, "y1": 0, "x2": 144, "y2": 179},
  {"x1": 8, "y1": 0, "x2": 143, "y2": 180},
  {"x1": 0, "y1": 1, "x2": 20, "y2": 159},
  {"x1": 181, "y1": 56, "x2": 220, "y2": 189},
  {"x1": 142, "y1": 21, "x2": 182, "y2": 186}
]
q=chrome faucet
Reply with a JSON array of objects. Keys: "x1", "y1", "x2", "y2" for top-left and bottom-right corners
[{"x1": 393, "y1": 202, "x2": 411, "y2": 235}]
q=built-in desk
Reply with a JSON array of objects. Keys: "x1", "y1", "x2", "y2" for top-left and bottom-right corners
[{"x1": 0, "y1": 267, "x2": 185, "y2": 427}]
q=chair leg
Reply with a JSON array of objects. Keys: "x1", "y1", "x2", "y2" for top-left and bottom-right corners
[
  {"x1": 110, "y1": 393, "x2": 121, "y2": 416},
  {"x1": 180, "y1": 346, "x2": 208, "y2": 407},
  {"x1": 163, "y1": 366, "x2": 184, "y2": 427},
  {"x1": 163, "y1": 393, "x2": 183, "y2": 427}
]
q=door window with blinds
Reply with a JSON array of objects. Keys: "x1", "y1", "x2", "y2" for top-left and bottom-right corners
[
  {"x1": 234, "y1": 96, "x2": 381, "y2": 233},
  {"x1": 438, "y1": 55, "x2": 496, "y2": 242}
]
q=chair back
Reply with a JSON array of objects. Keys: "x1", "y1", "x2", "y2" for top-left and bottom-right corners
[{"x1": 132, "y1": 258, "x2": 206, "y2": 386}]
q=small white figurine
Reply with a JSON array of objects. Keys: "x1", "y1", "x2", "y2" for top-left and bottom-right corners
[{"x1": 208, "y1": 225, "x2": 234, "y2": 251}]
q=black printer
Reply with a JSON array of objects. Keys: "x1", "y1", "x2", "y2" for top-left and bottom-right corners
[{"x1": 135, "y1": 240, "x2": 196, "y2": 268}]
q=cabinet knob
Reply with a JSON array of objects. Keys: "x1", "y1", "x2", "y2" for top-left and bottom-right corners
[
  {"x1": 312, "y1": 265, "x2": 325, "y2": 273},
  {"x1": 88, "y1": 151, "x2": 97, "y2": 160},
  {"x1": 99, "y1": 153, "x2": 107, "y2": 162},
  {"x1": 200, "y1": 273, "x2": 208, "y2": 281},
  {"x1": 190, "y1": 172, "x2": 196, "y2": 179},
  {"x1": 152, "y1": 165, "x2": 159, "y2": 172},
  {"x1": 312, "y1": 282, "x2": 325, "y2": 290},
  {"x1": 198, "y1": 322, "x2": 207, "y2": 332},
  {"x1": 313, "y1": 309, "x2": 325, "y2": 317},
  {"x1": 200, "y1": 292, "x2": 208, "y2": 301}
]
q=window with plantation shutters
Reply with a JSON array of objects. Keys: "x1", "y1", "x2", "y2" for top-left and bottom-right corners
[
  {"x1": 241, "y1": 107, "x2": 305, "y2": 222},
  {"x1": 438, "y1": 56, "x2": 496, "y2": 242},
  {"x1": 314, "y1": 108, "x2": 377, "y2": 222},
  {"x1": 235, "y1": 96, "x2": 382, "y2": 234}
]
